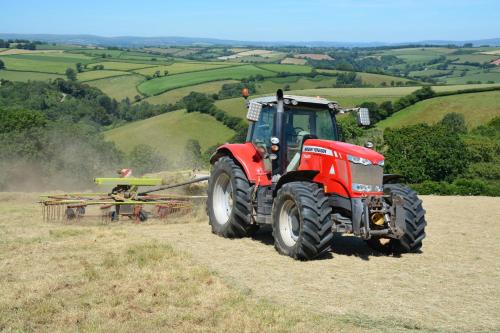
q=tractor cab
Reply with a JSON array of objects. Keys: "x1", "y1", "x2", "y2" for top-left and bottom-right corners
[{"x1": 246, "y1": 90, "x2": 370, "y2": 177}]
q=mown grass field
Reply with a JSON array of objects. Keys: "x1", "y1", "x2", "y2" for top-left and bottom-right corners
[
  {"x1": 87, "y1": 74, "x2": 145, "y2": 101},
  {"x1": 281, "y1": 57, "x2": 307, "y2": 65},
  {"x1": 104, "y1": 110, "x2": 235, "y2": 164},
  {"x1": 144, "y1": 80, "x2": 239, "y2": 105},
  {"x1": 0, "y1": 193, "x2": 368, "y2": 333},
  {"x1": 1, "y1": 194, "x2": 499, "y2": 332},
  {"x1": 377, "y1": 90, "x2": 500, "y2": 129},
  {"x1": 137, "y1": 65, "x2": 276, "y2": 96}
]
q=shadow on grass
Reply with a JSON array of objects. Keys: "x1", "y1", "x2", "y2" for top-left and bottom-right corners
[{"x1": 252, "y1": 227, "x2": 407, "y2": 261}]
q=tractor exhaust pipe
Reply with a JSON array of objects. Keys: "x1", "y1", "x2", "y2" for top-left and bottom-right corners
[{"x1": 273, "y1": 89, "x2": 286, "y2": 176}]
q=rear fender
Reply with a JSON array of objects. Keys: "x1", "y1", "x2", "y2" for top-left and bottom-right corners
[{"x1": 210, "y1": 143, "x2": 272, "y2": 186}]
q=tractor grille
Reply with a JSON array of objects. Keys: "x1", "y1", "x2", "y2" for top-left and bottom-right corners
[{"x1": 349, "y1": 162, "x2": 383, "y2": 187}]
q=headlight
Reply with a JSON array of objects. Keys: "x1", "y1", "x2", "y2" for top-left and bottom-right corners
[
  {"x1": 347, "y1": 154, "x2": 372, "y2": 166},
  {"x1": 352, "y1": 183, "x2": 383, "y2": 192},
  {"x1": 377, "y1": 160, "x2": 384, "y2": 167}
]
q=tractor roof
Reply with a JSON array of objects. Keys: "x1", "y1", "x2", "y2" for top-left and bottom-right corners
[{"x1": 249, "y1": 94, "x2": 338, "y2": 108}]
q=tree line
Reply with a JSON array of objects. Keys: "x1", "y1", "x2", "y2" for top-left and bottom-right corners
[{"x1": 0, "y1": 80, "x2": 175, "y2": 189}]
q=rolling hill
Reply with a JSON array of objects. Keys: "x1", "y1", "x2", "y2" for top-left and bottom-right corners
[
  {"x1": 216, "y1": 84, "x2": 500, "y2": 120},
  {"x1": 376, "y1": 90, "x2": 500, "y2": 129},
  {"x1": 137, "y1": 65, "x2": 276, "y2": 96},
  {"x1": 104, "y1": 110, "x2": 235, "y2": 165}
]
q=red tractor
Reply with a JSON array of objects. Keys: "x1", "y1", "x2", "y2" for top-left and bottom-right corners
[{"x1": 207, "y1": 90, "x2": 426, "y2": 260}]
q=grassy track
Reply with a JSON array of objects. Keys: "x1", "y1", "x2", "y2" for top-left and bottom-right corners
[
  {"x1": 77, "y1": 70, "x2": 131, "y2": 82},
  {"x1": 144, "y1": 80, "x2": 239, "y2": 105},
  {"x1": 133, "y1": 62, "x2": 237, "y2": 76},
  {"x1": 104, "y1": 110, "x2": 235, "y2": 163},
  {"x1": 377, "y1": 90, "x2": 500, "y2": 129},
  {"x1": 137, "y1": 65, "x2": 276, "y2": 96},
  {"x1": 87, "y1": 74, "x2": 145, "y2": 101},
  {"x1": 0, "y1": 70, "x2": 64, "y2": 81}
]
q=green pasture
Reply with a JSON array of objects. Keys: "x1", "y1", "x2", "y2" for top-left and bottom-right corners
[
  {"x1": 0, "y1": 70, "x2": 64, "y2": 81},
  {"x1": 218, "y1": 84, "x2": 500, "y2": 120},
  {"x1": 0, "y1": 53, "x2": 93, "y2": 74},
  {"x1": 137, "y1": 65, "x2": 276, "y2": 96},
  {"x1": 256, "y1": 63, "x2": 312, "y2": 74},
  {"x1": 104, "y1": 109, "x2": 235, "y2": 164},
  {"x1": 86, "y1": 61, "x2": 155, "y2": 71},
  {"x1": 144, "y1": 80, "x2": 239, "y2": 105},
  {"x1": 87, "y1": 74, "x2": 145, "y2": 101},
  {"x1": 133, "y1": 62, "x2": 237, "y2": 76},
  {"x1": 77, "y1": 70, "x2": 131, "y2": 82},
  {"x1": 377, "y1": 90, "x2": 500, "y2": 129}
]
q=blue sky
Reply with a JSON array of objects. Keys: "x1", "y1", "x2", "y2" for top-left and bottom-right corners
[{"x1": 1, "y1": 0, "x2": 499, "y2": 42}]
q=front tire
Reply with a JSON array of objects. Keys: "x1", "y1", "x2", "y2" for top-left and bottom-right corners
[
  {"x1": 272, "y1": 182, "x2": 333, "y2": 260},
  {"x1": 207, "y1": 156, "x2": 257, "y2": 238},
  {"x1": 367, "y1": 184, "x2": 426, "y2": 253}
]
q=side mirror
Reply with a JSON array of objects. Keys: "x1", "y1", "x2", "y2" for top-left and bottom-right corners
[{"x1": 357, "y1": 108, "x2": 371, "y2": 126}]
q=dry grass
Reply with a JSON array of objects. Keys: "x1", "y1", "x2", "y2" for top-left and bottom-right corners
[{"x1": 0, "y1": 193, "x2": 498, "y2": 332}]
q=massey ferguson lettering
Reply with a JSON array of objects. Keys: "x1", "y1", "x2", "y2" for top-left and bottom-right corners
[{"x1": 302, "y1": 145, "x2": 333, "y2": 156}]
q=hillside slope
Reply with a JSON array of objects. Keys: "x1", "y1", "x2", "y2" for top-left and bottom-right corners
[
  {"x1": 216, "y1": 84, "x2": 500, "y2": 120},
  {"x1": 377, "y1": 90, "x2": 500, "y2": 129},
  {"x1": 104, "y1": 110, "x2": 235, "y2": 164}
]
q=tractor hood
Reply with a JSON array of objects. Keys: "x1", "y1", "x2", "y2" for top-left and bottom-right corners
[{"x1": 304, "y1": 139, "x2": 384, "y2": 164}]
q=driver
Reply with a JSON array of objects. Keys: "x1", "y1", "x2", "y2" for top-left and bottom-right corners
[{"x1": 286, "y1": 130, "x2": 310, "y2": 172}]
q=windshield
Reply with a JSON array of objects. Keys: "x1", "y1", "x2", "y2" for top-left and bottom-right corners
[
  {"x1": 249, "y1": 106, "x2": 338, "y2": 145},
  {"x1": 249, "y1": 106, "x2": 338, "y2": 168},
  {"x1": 283, "y1": 107, "x2": 338, "y2": 144}
]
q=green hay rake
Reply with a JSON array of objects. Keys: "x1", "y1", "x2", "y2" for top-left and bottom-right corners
[{"x1": 40, "y1": 176, "x2": 208, "y2": 223}]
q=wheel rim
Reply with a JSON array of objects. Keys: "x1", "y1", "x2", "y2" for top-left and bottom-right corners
[
  {"x1": 279, "y1": 199, "x2": 300, "y2": 247},
  {"x1": 212, "y1": 173, "x2": 233, "y2": 225}
]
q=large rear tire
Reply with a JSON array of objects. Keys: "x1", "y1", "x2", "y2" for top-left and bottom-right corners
[
  {"x1": 207, "y1": 156, "x2": 257, "y2": 238},
  {"x1": 272, "y1": 182, "x2": 333, "y2": 260},
  {"x1": 366, "y1": 184, "x2": 426, "y2": 253}
]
